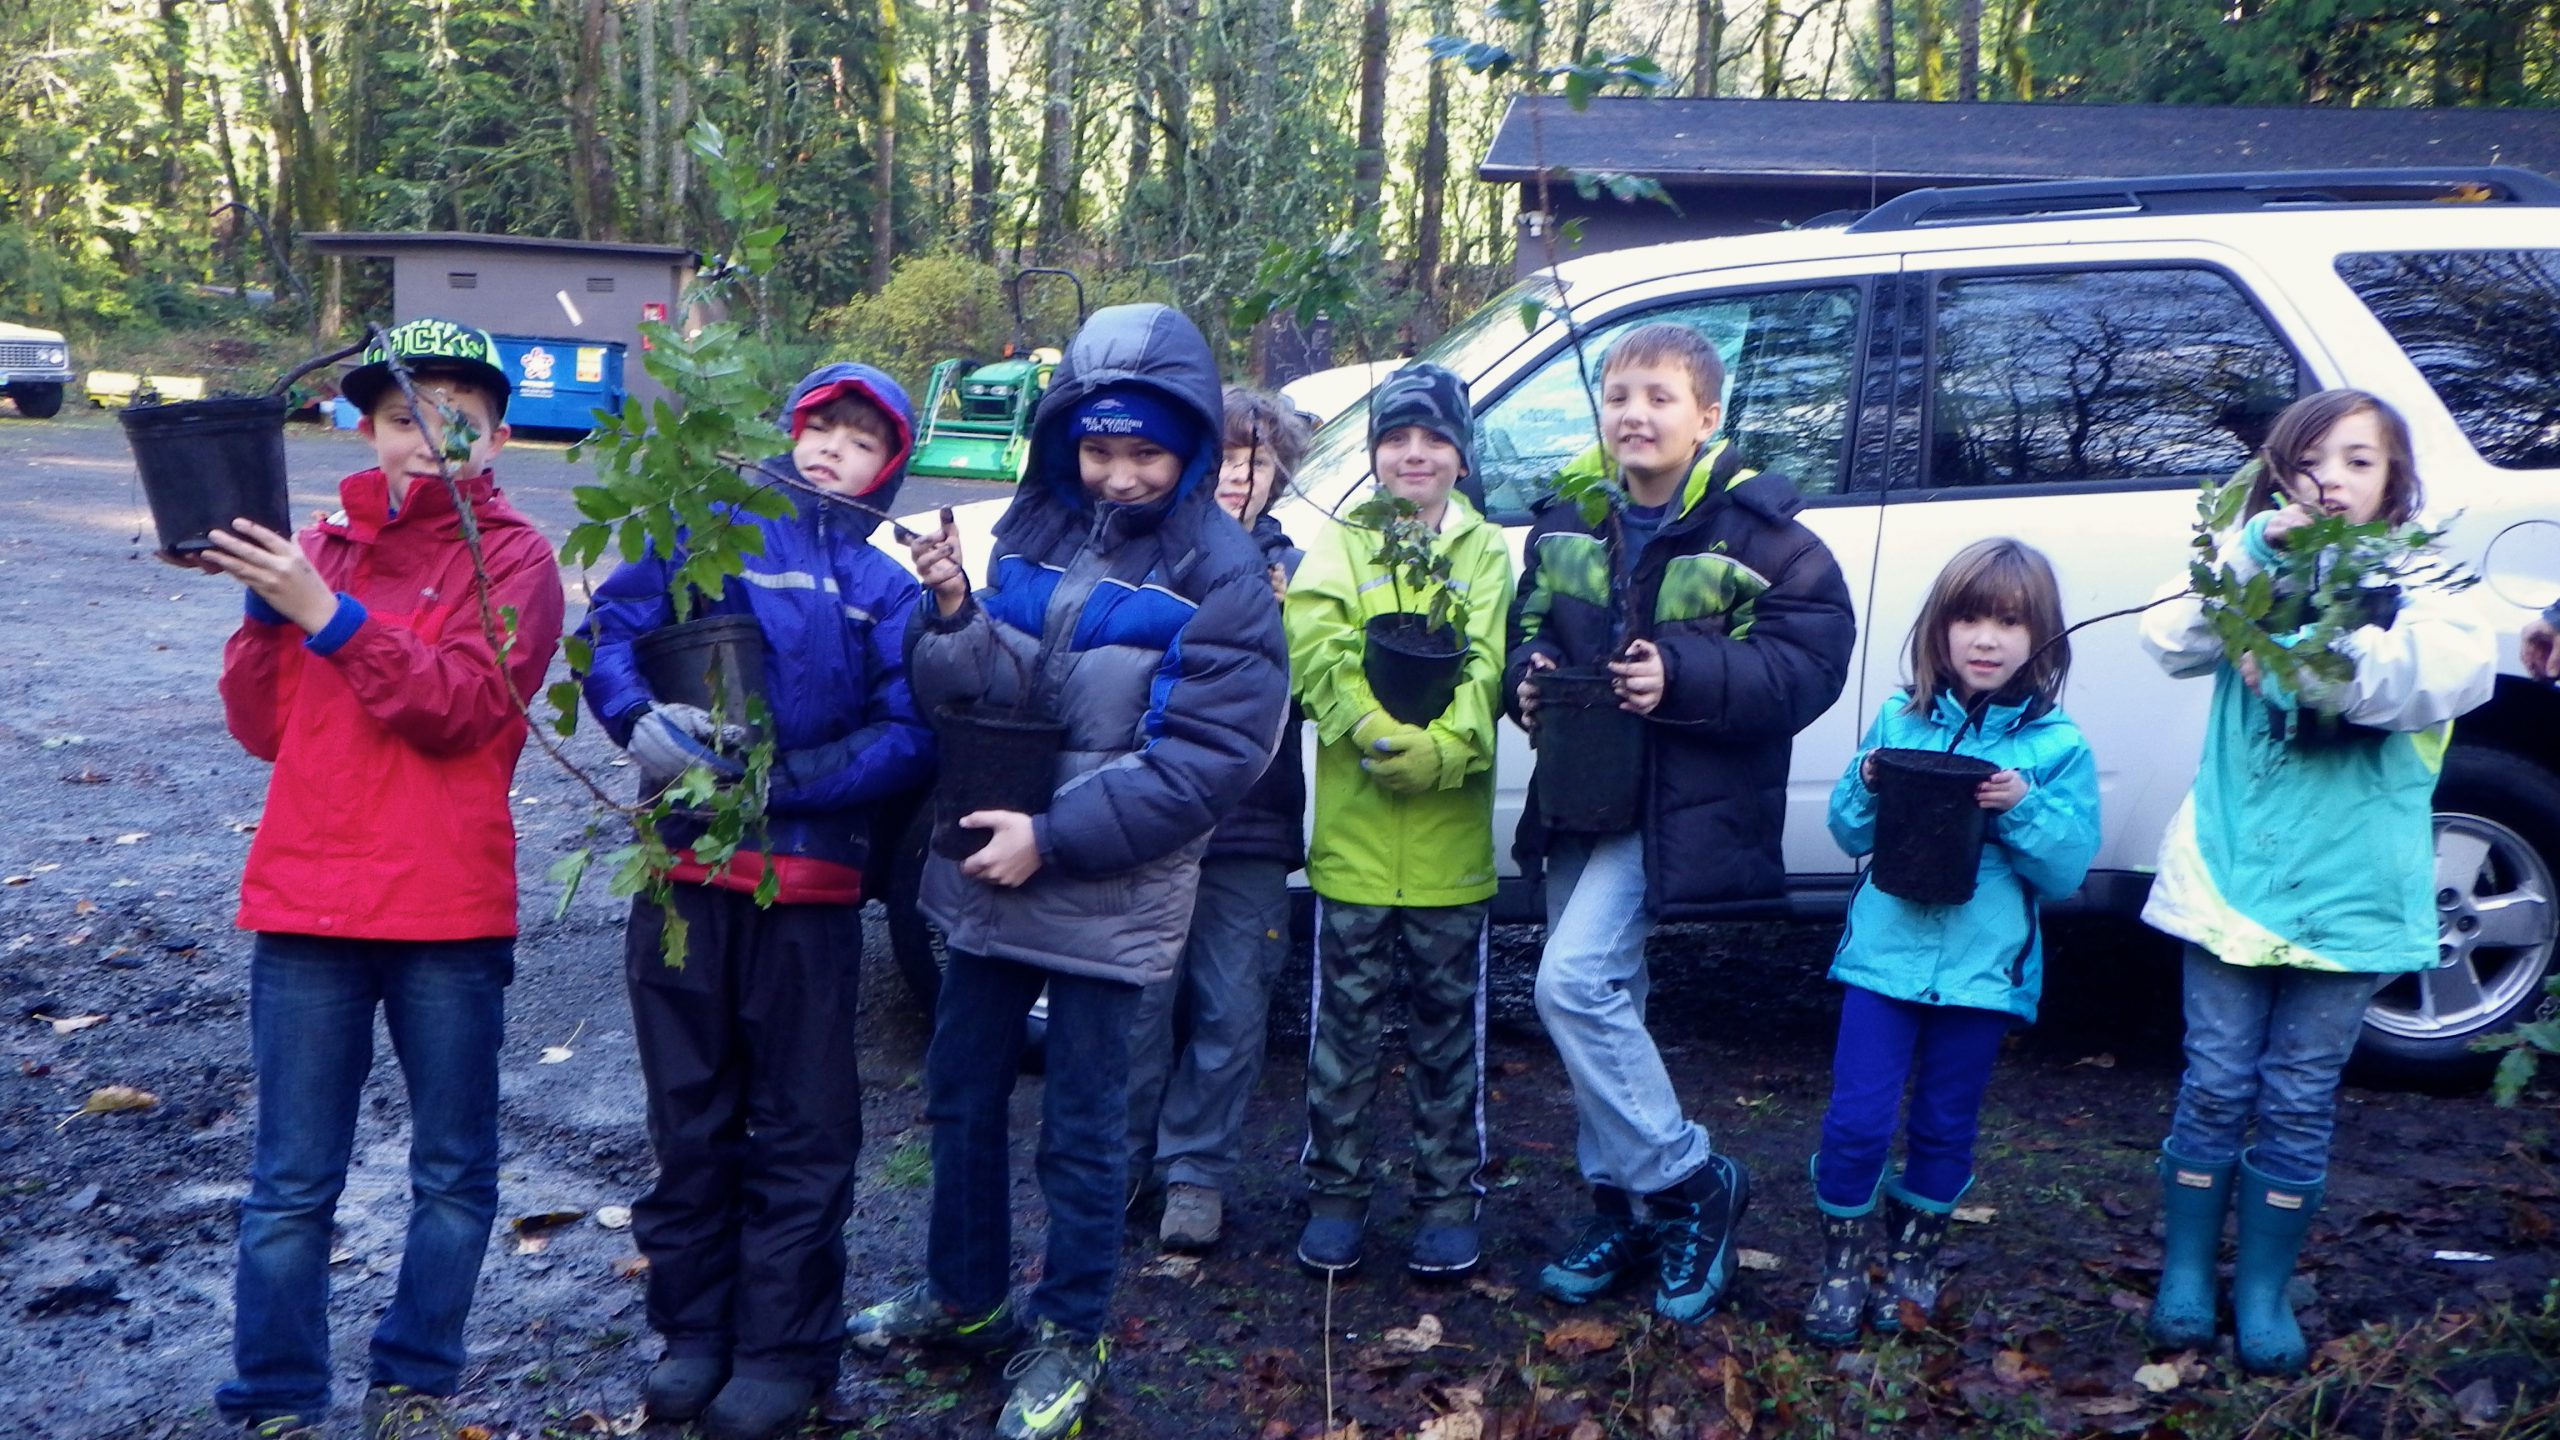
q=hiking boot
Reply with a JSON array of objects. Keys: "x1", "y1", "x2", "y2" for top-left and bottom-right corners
[
  {"x1": 1866, "y1": 1182, "x2": 1955, "y2": 1333},
  {"x1": 360, "y1": 1384, "x2": 453, "y2": 1440},
  {"x1": 1802, "y1": 1207, "x2": 1876, "y2": 1346},
  {"x1": 1159, "y1": 1183, "x2": 1224, "y2": 1251},
  {"x1": 1538, "y1": 1185, "x2": 1652, "y2": 1304},
  {"x1": 642, "y1": 1355, "x2": 729, "y2": 1422},
  {"x1": 846, "y1": 1280, "x2": 1025, "y2": 1354},
  {"x1": 1408, "y1": 1215, "x2": 1482, "y2": 1276},
  {"x1": 2231, "y1": 1153, "x2": 2324, "y2": 1377},
  {"x1": 701, "y1": 1375, "x2": 819, "y2": 1440},
  {"x1": 1648, "y1": 1154, "x2": 1751, "y2": 1325},
  {"x1": 2147, "y1": 1148, "x2": 2234, "y2": 1351},
  {"x1": 1296, "y1": 1204, "x2": 1366, "y2": 1275},
  {"x1": 997, "y1": 1319, "x2": 1110, "y2": 1440}
]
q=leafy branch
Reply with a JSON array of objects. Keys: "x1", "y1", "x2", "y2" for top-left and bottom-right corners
[{"x1": 1348, "y1": 491, "x2": 1468, "y2": 637}]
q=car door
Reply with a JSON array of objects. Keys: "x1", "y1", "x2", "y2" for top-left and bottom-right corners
[
  {"x1": 1859, "y1": 244, "x2": 2329, "y2": 893},
  {"x1": 1463, "y1": 264, "x2": 1894, "y2": 888}
]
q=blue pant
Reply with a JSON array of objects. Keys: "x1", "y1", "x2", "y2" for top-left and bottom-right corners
[
  {"x1": 1126, "y1": 857, "x2": 1290, "y2": 1190},
  {"x1": 1815, "y1": 986, "x2": 2012, "y2": 1212},
  {"x1": 2167, "y1": 945, "x2": 2381, "y2": 1185},
  {"x1": 926, "y1": 948, "x2": 1138, "y2": 1340},
  {"x1": 218, "y1": 933, "x2": 512, "y2": 1424}
]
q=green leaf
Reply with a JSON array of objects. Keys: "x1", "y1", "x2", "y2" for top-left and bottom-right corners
[
  {"x1": 546, "y1": 849, "x2": 593, "y2": 921},
  {"x1": 546, "y1": 679, "x2": 583, "y2": 737},
  {"x1": 2491, "y1": 1044, "x2": 2538, "y2": 1107}
]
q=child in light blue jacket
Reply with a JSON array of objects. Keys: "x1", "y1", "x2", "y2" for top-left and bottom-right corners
[{"x1": 1806, "y1": 538, "x2": 2100, "y2": 1345}]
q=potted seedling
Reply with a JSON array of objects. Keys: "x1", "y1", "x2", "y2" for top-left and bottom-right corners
[
  {"x1": 1524, "y1": 467, "x2": 1650, "y2": 834},
  {"x1": 1351, "y1": 490, "x2": 1473, "y2": 725},
  {"x1": 120, "y1": 342, "x2": 362, "y2": 559}
]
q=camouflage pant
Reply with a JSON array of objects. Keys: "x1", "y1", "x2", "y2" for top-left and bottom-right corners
[{"x1": 1302, "y1": 899, "x2": 1489, "y2": 1221}]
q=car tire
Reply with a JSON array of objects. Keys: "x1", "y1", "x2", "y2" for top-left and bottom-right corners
[
  {"x1": 6, "y1": 383, "x2": 63, "y2": 419},
  {"x1": 2353, "y1": 745, "x2": 2560, "y2": 1089},
  {"x1": 880, "y1": 805, "x2": 1046, "y2": 1070}
]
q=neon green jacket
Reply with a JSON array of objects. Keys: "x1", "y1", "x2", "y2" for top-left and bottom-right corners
[{"x1": 1286, "y1": 491, "x2": 1514, "y2": 907}]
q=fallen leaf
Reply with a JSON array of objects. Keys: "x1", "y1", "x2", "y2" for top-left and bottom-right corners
[
  {"x1": 230, "y1": 819, "x2": 259, "y2": 834},
  {"x1": 1992, "y1": 1349, "x2": 2047, "y2": 1386},
  {"x1": 2433, "y1": 1250, "x2": 2497, "y2": 1262},
  {"x1": 56, "y1": 1084, "x2": 158, "y2": 1129},
  {"x1": 32, "y1": 863, "x2": 59, "y2": 873},
  {"x1": 514, "y1": 1208, "x2": 586, "y2": 1234},
  {"x1": 1952, "y1": 1204, "x2": 1998, "y2": 1224},
  {"x1": 1738, "y1": 1247, "x2": 1783, "y2": 1271},
  {"x1": 1721, "y1": 1353, "x2": 1756, "y2": 1435},
  {"x1": 36, "y1": 1013, "x2": 107, "y2": 1036},
  {"x1": 41, "y1": 734, "x2": 85, "y2": 748},
  {"x1": 1416, "y1": 1407, "x2": 1484, "y2": 1440},
  {"x1": 64, "y1": 768, "x2": 108, "y2": 785},
  {"x1": 1382, "y1": 1313, "x2": 1444, "y2": 1352},
  {"x1": 2076, "y1": 1396, "x2": 2143, "y2": 1416},
  {"x1": 1465, "y1": 1275, "x2": 1516, "y2": 1302},
  {"x1": 2074, "y1": 1053, "x2": 2117, "y2": 1068},
  {"x1": 594, "y1": 1204, "x2": 632, "y2": 1231},
  {"x1": 1568, "y1": 1420, "x2": 1604, "y2": 1440},
  {"x1": 539, "y1": 1018, "x2": 587, "y2": 1065},
  {"x1": 111, "y1": 832, "x2": 148, "y2": 845},
  {"x1": 72, "y1": 898, "x2": 97, "y2": 915},
  {"x1": 610, "y1": 1254, "x2": 651, "y2": 1278},
  {"x1": 329, "y1": 1247, "x2": 356, "y2": 1265},
  {"x1": 516, "y1": 1233, "x2": 551, "y2": 1255},
  {"x1": 1139, "y1": 1253, "x2": 1202, "y2": 1282},
  {"x1": 2452, "y1": 1375, "x2": 2505, "y2": 1427},
  {"x1": 1, "y1": 876, "x2": 29, "y2": 886},
  {"x1": 458, "y1": 1427, "x2": 495, "y2": 1440},
  {"x1": 1544, "y1": 1317, "x2": 1620, "y2": 1356},
  {"x1": 2132, "y1": 1362, "x2": 2181, "y2": 1393},
  {"x1": 1317, "y1": 1423, "x2": 1363, "y2": 1440},
  {"x1": 1646, "y1": 1404, "x2": 1683, "y2": 1440}
]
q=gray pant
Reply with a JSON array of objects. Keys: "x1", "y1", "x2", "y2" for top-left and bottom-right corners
[
  {"x1": 1125, "y1": 857, "x2": 1291, "y2": 1191},
  {"x1": 2167, "y1": 944, "x2": 2383, "y2": 1185}
]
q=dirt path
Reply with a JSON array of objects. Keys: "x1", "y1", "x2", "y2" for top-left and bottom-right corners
[{"x1": 0, "y1": 411, "x2": 2550, "y2": 1439}]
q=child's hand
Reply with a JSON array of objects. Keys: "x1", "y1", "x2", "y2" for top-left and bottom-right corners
[
  {"x1": 958, "y1": 810, "x2": 1043, "y2": 886},
  {"x1": 1516, "y1": 651, "x2": 1556, "y2": 730},
  {"x1": 908, "y1": 506, "x2": 968, "y2": 616},
  {"x1": 1976, "y1": 769, "x2": 2028, "y2": 812},
  {"x1": 2261, "y1": 501, "x2": 2319, "y2": 551},
  {"x1": 1361, "y1": 729, "x2": 1439, "y2": 794},
  {"x1": 2522, "y1": 615, "x2": 2559, "y2": 684},
  {"x1": 1861, "y1": 753, "x2": 1879, "y2": 789},
  {"x1": 2237, "y1": 651, "x2": 2264, "y2": 695},
  {"x1": 1609, "y1": 639, "x2": 1666, "y2": 715},
  {"x1": 201, "y1": 518, "x2": 336, "y2": 633},
  {"x1": 1268, "y1": 563, "x2": 1289, "y2": 603}
]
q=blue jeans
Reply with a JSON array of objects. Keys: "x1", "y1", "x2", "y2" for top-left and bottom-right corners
[
  {"x1": 2168, "y1": 945, "x2": 2381, "y2": 1185},
  {"x1": 1815, "y1": 986, "x2": 2013, "y2": 1211},
  {"x1": 926, "y1": 948, "x2": 1138, "y2": 1340},
  {"x1": 1533, "y1": 831, "x2": 1713, "y2": 1196},
  {"x1": 1126, "y1": 858, "x2": 1289, "y2": 1190},
  {"x1": 217, "y1": 933, "x2": 513, "y2": 1423}
]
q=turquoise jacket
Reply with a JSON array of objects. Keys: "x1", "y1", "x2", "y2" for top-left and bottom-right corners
[
  {"x1": 1827, "y1": 692, "x2": 2102, "y2": 1022},
  {"x1": 2138, "y1": 518, "x2": 2495, "y2": 973}
]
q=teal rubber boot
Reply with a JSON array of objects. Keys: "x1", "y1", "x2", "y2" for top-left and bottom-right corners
[
  {"x1": 2146, "y1": 1148, "x2": 2234, "y2": 1350},
  {"x1": 2231, "y1": 1153, "x2": 2324, "y2": 1376},
  {"x1": 1801, "y1": 1156, "x2": 1878, "y2": 1347},
  {"x1": 1864, "y1": 1175, "x2": 1959, "y2": 1333}
]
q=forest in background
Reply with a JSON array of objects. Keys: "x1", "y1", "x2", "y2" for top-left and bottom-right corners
[{"x1": 10, "y1": 0, "x2": 2560, "y2": 388}]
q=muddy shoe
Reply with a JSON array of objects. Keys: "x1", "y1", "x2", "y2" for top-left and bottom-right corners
[
  {"x1": 1159, "y1": 1183, "x2": 1224, "y2": 1250},
  {"x1": 1408, "y1": 1215, "x2": 1482, "y2": 1275},
  {"x1": 701, "y1": 1375, "x2": 819, "y2": 1440},
  {"x1": 1649, "y1": 1154, "x2": 1750, "y2": 1325},
  {"x1": 1865, "y1": 1182, "x2": 1954, "y2": 1333},
  {"x1": 642, "y1": 1355, "x2": 730, "y2": 1422},
  {"x1": 847, "y1": 1280, "x2": 1025, "y2": 1354},
  {"x1": 1801, "y1": 1208, "x2": 1876, "y2": 1346},
  {"x1": 1295, "y1": 1204, "x2": 1366, "y2": 1275},
  {"x1": 1538, "y1": 1186, "x2": 1652, "y2": 1304},
  {"x1": 997, "y1": 1319, "x2": 1109, "y2": 1440},
  {"x1": 359, "y1": 1384, "x2": 453, "y2": 1440}
]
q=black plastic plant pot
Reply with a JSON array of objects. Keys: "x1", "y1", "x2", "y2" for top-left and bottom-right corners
[
  {"x1": 1362, "y1": 612, "x2": 1468, "y2": 726},
  {"x1": 1533, "y1": 666, "x2": 1646, "y2": 834},
  {"x1": 930, "y1": 702, "x2": 1067, "y2": 859},
  {"x1": 634, "y1": 614, "x2": 769, "y2": 745},
  {"x1": 118, "y1": 394, "x2": 293, "y2": 556},
  {"x1": 1869, "y1": 747, "x2": 2001, "y2": 906}
]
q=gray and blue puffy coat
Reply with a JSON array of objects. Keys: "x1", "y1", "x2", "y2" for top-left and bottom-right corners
[{"x1": 909, "y1": 304, "x2": 1292, "y2": 984}]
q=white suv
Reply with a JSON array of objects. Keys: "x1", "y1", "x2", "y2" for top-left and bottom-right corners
[{"x1": 894, "y1": 170, "x2": 2560, "y2": 1085}]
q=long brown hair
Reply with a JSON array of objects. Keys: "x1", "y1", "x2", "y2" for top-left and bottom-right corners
[
  {"x1": 2244, "y1": 389, "x2": 2423, "y2": 526},
  {"x1": 1905, "y1": 538, "x2": 2071, "y2": 719}
]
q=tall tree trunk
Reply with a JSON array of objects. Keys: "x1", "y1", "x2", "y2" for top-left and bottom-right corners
[
  {"x1": 1916, "y1": 0, "x2": 1945, "y2": 99},
  {"x1": 1760, "y1": 0, "x2": 1785, "y2": 96},
  {"x1": 1997, "y1": 0, "x2": 2032, "y2": 99},
  {"x1": 1127, "y1": 0, "x2": 1158, "y2": 206},
  {"x1": 872, "y1": 0, "x2": 898, "y2": 289},
  {"x1": 1956, "y1": 0, "x2": 1983, "y2": 99},
  {"x1": 237, "y1": 0, "x2": 339, "y2": 332},
  {"x1": 1877, "y1": 0, "x2": 1897, "y2": 98},
  {"x1": 669, "y1": 0, "x2": 694, "y2": 245},
  {"x1": 965, "y1": 0, "x2": 993, "y2": 260},
  {"x1": 1034, "y1": 0, "x2": 1087, "y2": 259},
  {"x1": 1414, "y1": 0, "x2": 1453, "y2": 307},
  {"x1": 1692, "y1": 0, "x2": 1723, "y2": 96},
  {"x1": 1352, "y1": 0, "x2": 1389, "y2": 219},
  {"x1": 637, "y1": 0, "x2": 661, "y2": 237},
  {"x1": 156, "y1": 0, "x2": 186, "y2": 208},
  {"x1": 1569, "y1": 0, "x2": 1599, "y2": 60},
  {"x1": 571, "y1": 0, "x2": 618, "y2": 239}
]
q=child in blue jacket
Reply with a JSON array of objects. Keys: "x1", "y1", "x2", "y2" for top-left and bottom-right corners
[
  {"x1": 582, "y1": 363, "x2": 934, "y2": 1439},
  {"x1": 1806, "y1": 537, "x2": 2099, "y2": 1345}
]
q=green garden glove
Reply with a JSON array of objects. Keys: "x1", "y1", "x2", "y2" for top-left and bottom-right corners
[
  {"x1": 1350, "y1": 709, "x2": 1407, "y2": 753},
  {"x1": 1362, "y1": 726, "x2": 1439, "y2": 794}
]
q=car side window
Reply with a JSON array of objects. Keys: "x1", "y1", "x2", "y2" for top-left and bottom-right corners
[
  {"x1": 1923, "y1": 267, "x2": 2302, "y2": 489},
  {"x1": 1471, "y1": 284, "x2": 1865, "y2": 523},
  {"x1": 2336, "y1": 249, "x2": 2560, "y2": 470}
]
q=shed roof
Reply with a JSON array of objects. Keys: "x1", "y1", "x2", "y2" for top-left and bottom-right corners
[
  {"x1": 1479, "y1": 97, "x2": 2560, "y2": 188},
  {"x1": 302, "y1": 231, "x2": 698, "y2": 262}
]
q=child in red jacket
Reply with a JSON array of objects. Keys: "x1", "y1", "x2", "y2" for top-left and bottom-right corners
[{"x1": 200, "y1": 319, "x2": 564, "y2": 1440}]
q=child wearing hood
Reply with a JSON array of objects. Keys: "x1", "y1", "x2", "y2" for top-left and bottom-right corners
[
  {"x1": 581, "y1": 362, "x2": 936, "y2": 1439},
  {"x1": 849, "y1": 305, "x2": 1289, "y2": 1440}
]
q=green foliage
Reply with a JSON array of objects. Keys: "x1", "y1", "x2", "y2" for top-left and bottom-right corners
[
  {"x1": 1348, "y1": 491, "x2": 1467, "y2": 637},
  {"x1": 811, "y1": 254, "x2": 1016, "y2": 397},
  {"x1": 2475, "y1": 977, "x2": 2560, "y2": 1106}
]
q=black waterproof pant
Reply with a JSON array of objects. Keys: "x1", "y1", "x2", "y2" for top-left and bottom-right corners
[{"x1": 625, "y1": 886, "x2": 865, "y2": 1384}]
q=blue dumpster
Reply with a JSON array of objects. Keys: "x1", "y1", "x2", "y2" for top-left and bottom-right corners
[{"x1": 491, "y1": 334, "x2": 627, "y2": 435}]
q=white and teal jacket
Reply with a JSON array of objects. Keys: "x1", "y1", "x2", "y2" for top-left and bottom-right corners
[
  {"x1": 2139, "y1": 515, "x2": 2496, "y2": 974},
  {"x1": 1827, "y1": 691, "x2": 2101, "y2": 1023}
]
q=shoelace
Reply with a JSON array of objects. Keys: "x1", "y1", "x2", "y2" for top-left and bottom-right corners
[
  {"x1": 1654, "y1": 1219, "x2": 1706, "y2": 1287},
  {"x1": 1003, "y1": 1337, "x2": 1069, "y2": 1384},
  {"x1": 1562, "y1": 1218, "x2": 1636, "y2": 1268}
]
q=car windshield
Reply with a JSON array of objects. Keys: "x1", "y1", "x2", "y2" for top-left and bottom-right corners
[{"x1": 1290, "y1": 276, "x2": 1563, "y2": 511}]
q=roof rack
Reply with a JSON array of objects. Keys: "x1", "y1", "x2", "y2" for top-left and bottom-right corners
[{"x1": 1845, "y1": 167, "x2": 2560, "y2": 233}]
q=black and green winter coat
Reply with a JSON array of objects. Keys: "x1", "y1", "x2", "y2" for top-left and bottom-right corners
[{"x1": 1501, "y1": 438, "x2": 1857, "y2": 916}]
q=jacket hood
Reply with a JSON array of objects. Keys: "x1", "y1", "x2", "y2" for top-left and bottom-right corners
[
  {"x1": 328, "y1": 466, "x2": 522, "y2": 543},
  {"x1": 1023, "y1": 303, "x2": 1223, "y2": 516},
  {"x1": 769, "y1": 362, "x2": 917, "y2": 540}
]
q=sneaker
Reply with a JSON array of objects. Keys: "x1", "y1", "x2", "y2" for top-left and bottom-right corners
[
  {"x1": 996, "y1": 1319, "x2": 1109, "y2": 1440},
  {"x1": 1649, "y1": 1154, "x2": 1751, "y2": 1324},
  {"x1": 701, "y1": 1374, "x2": 819, "y2": 1440},
  {"x1": 1538, "y1": 1187, "x2": 1652, "y2": 1304},
  {"x1": 359, "y1": 1384, "x2": 453, "y2": 1440},
  {"x1": 847, "y1": 1280, "x2": 1026, "y2": 1353},
  {"x1": 1408, "y1": 1217, "x2": 1482, "y2": 1275},
  {"x1": 642, "y1": 1355, "x2": 729, "y2": 1422},
  {"x1": 1295, "y1": 1207, "x2": 1366, "y2": 1274},
  {"x1": 1159, "y1": 1183, "x2": 1224, "y2": 1251}
]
